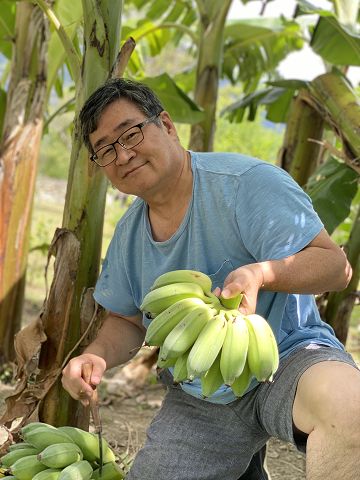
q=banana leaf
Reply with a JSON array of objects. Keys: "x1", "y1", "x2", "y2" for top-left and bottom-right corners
[
  {"x1": 142, "y1": 73, "x2": 204, "y2": 124},
  {"x1": 306, "y1": 156, "x2": 359, "y2": 234},
  {"x1": 0, "y1": 0, "x2": 16, "y2": 59}
]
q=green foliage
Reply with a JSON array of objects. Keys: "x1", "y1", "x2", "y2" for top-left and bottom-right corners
[
  {"x1": 39, "y1": 133, "x2": 71, "y2": 179},
  {"x1": 221, "y1": 80, "x2": 309, "y2": 125},
  {"x1": 142, "y1": 73, "x2": 204, "y2": 124},
  {"x1": 214, "y1": 84, "x2": 284, "y2": 162},
  {"x1": 0, "y1": 0, "x2": 16, "y2": 59},
  {"x1": 306, "y1": 157, "x2": 359, "y2": 235},
  {"x1": 39, "y1": 90, "x2": 74, "y2": 179},
  {"x1": 296, "y1": 0, "x2": 360, "y2": 66},
  {"x1": 214, "y1": 116, "x2": 283, "y2": 163},
  {"x1": 223, "y1": 17, "x2": 303, "y2": 91}
]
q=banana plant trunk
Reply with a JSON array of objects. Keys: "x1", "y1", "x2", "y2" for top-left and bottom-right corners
[
  {"x1": 189, "y1": 0, "x2": 232, "y2": 152},
  {"x1": 277, "y1": 89, "x2": 324, "y2": 186},
  {"x1": 37, "y1": 0, "x2": 123, "y2": 427},
  {"x1": 309, "y1": 73, "x2": 360, "y2": 163},
  {"x1": 323, "y1": 204, "x2": 360, "y2": 344},
  {"x1": 307, "y1": 73, "x2": 360, "y2": 342},
  {"x1": 0, "y1": 2, "x2": 49, "y2": 363}
]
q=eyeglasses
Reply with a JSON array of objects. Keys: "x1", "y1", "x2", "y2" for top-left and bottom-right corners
[{"x1": 90, "y1": 113, "x2": 160, "y2": 167}]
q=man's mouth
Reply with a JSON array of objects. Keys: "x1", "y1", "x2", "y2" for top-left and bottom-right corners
[{"x1": 122, "y1": 162, "x2": 146, "y2": 178}]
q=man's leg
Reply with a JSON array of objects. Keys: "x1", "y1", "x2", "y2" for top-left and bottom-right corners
[
  {"x1": 126, "y1": 382, "x2": 269, "y2": 480},
  {"x1": 293, "y1": 360, "x2": 360, "y2": 479}
]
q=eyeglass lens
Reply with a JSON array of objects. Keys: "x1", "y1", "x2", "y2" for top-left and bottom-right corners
[{"x1": 95, "y1": 126, "x2": 144, "y2": 166}]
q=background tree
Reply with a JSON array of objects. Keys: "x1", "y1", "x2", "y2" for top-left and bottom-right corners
[
  {"x1": 0, "y1": 1, "x2": 51, "y2": 364},
  {"x1": 222, "y1": 0, "x2": 360, "y2": 342},
  {"x1": 125, "y1": 0, "x2": 304, "y2": 150},
  {"x1": 0, "y1": 0, "x2": 83, "y2": 364}
]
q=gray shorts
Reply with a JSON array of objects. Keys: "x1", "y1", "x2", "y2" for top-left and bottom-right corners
[{"x1": 126, "y1": 345, "x2": 358, "y2": 480}]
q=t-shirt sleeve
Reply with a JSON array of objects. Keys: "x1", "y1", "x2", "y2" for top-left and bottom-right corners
[
  {"x1": 235, "y1": 164, "x2": 324, "y2": 262},
  {"x1": 93, "y1": 225, "x2": 140, "y2": 316}
]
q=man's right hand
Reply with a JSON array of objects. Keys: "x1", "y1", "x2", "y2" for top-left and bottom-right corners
[{"x1": 61, "y1": 353, "x2": 106, "y2": 406}]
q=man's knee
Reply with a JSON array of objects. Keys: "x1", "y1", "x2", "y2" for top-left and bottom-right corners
[{"x1": 293, "y1": 360, "x2": 360, "y2": 441}]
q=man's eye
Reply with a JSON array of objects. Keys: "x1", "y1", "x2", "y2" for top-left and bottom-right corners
[
  {"x1": 102, "y1": 147, "x2": 114, "y2": 157},
  {"x1": 123, "y1": 129, "x2": 141, "y2": 143}
]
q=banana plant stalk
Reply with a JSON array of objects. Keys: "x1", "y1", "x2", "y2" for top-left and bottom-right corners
[
  {"x1": 323, "y1": 204, "x2": 360, "y2": 344},
  {"x1": 189, "y1": 0, "x2": 232, "y2": 152},
  {"x1": 278, "y1": 89, "x2": 324, "y2": 186},
  {"x1": 309, "y1": 72, "x2": 360, "y2": 163},
  {"x1": 36, "y1": 0, "x2": 123, "y2": 428},
  {"x1": 0, "y1": 1, "x2": 50, "y2": 363}
]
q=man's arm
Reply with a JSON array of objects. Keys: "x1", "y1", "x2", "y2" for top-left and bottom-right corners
[
  {"x1": 61, "y1": 311, "x2": 145, "y2": 404},
  {"x1": 221, "y1": 229, "x2": 352, "y2": 315},
  {"x1": 84, "y1": 311, "x2": 146, "y2": 368}
]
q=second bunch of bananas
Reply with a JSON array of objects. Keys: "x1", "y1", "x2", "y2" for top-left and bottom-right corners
[{"x1": 141, "y1": 269, "x2": 279, "y2": 399}]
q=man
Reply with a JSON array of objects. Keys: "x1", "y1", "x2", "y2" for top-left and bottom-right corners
[{"x1": 61, "y1": 78, "x2": 360, "y2": 480}]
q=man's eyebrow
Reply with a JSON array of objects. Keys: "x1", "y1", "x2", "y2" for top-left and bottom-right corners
[{"x1": 93, "y1": 118, "x2": 137, "y2": 150}]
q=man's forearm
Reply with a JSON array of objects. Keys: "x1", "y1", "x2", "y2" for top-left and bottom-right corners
[
  {"x1": 84, "y1": 314, "x2": 145, "y2": 370},
  {"x1": 258, "y1": 245, "x2": 351, "y2": 295}
]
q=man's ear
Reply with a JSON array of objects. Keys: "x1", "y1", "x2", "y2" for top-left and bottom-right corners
[{"x1": 159, "y1": 111, "x2": 176, "y2": 134}]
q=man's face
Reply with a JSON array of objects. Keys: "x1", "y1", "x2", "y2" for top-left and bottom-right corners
[{"x1": 89, "y1": 98, "x2": 181, "y2": 197}]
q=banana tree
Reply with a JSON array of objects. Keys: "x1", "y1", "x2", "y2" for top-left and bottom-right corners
[
  {"x1": 0, "y1": 1, "x2": 51, "y2": 364},
  {"x1": 221, "y1": 0, "x2": 360, "y2": 341},
  {"x1": 0, "y1": 0, "x2": 83, "y2": 365},
  {"x1": 306, "y1": 73, "x2": 360, "y2": 343},
  {"x1": 0, "y1": 0, "x2": 124, "y2": 431},
  {"x1": 188, "y1": 0, "x2": 233, "y2": 151},
  {"x1": 125, "y1": 0, "x2": 304, "y2": 151}
]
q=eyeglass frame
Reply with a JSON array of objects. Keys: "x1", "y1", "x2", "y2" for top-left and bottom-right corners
[{"x1": 90, "y1": 113, "x2": 161, "y2": 167}]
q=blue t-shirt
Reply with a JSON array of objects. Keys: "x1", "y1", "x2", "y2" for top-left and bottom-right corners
[{"x1": 94, "y1": 151, "x2": 344, "y2": 404}]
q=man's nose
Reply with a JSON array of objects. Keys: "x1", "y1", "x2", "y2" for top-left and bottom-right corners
[{"x1": 114, "y1": 143, "x2": 135, "y2": 165}]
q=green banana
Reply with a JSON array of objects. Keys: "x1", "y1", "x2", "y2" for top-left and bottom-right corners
[
  {"x1": 58, "y1": 460, "x2": 93, "y2": 480},
  {"x1": 172, "y1": 349, "x2": 190, "y2": 383},
  {"x1": 91, "y1": 461, "x2": 124, "y2": 479},
  {"x1": 150, "y1": 270, "x2": 212, "y2": 294},
  {"x1": 220, "y1": 312, "x2": 249, "y2": 385},
  {"x1": 157, "y1": 347, "x2": 177, "y2": 368},
  {"x1": 187, "y1": 311, "x2": 228, "y2": 380},
  {"x1": 200, "y1": 353, "x2": 224, "y2": 398},
  {"x1": 140, "y1": 282, "x2": 211, "y2": 316},
  {"x1": 160, "y1": 305, "x2": 216, "y2": 360},
  {"x1": 22, "y1": 427, "x2": 74, "y2": 451},
  {"x1": 57, "y1": 427, "x2": 115, "y2": 464},
  {"x1": 10, "y1": 454, "x2": 48, "y2": 480},
  {"x1": 245, "y1": 314, "x2": 279, "y2": 382},
  {"x1": 33, "y1": 469, "x2": 62, "y2": 480},
  {"x1": 37, "y1": 443, "x2": 83, "y2": 468},
  {"x1": 219, "y1": 293, "x2": 243, "y2": 310},
  {"x1": 0, "y1": 447, "x2": 40, "y2": 467},
  {"x1": 57, "y1": 427, "x2": 97, "y2": 462},
  {"x1": 20, "y1": 423, "x2": 56, "y2": 437},
  {"x1": 9, "y1": 442, "x2": 37, "y2": 452},
  {"x1": 144, "y1": 297, "x2": 205, "y2": 346},
  {"x1": 231, "y1": 360, "x2": 252, "y2": 397}
]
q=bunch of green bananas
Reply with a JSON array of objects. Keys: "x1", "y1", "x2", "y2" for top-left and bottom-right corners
[
  {"x1": 0, "y1": 422, "x2": 124, "y2": 479},
  {"x1": 142, "y1": 270, "x2": 279, "y2": 398}
]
